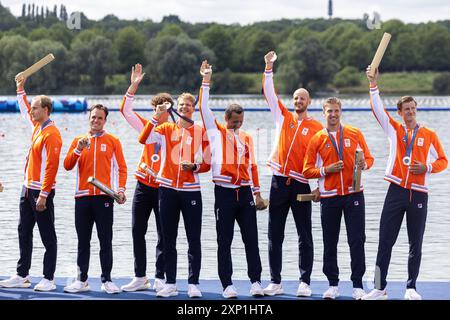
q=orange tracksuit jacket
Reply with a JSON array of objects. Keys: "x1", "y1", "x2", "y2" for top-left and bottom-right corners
[
  {"x1": 120, "y1": 91, "x2": 160, "y2": 188},
  {"x1": 303, "y1": 125, "x2": 374, "y2": 198},
  {"x1": 369, "y1": 85, "x2": 448, "y2": 192},
  {"x1": 198, "y1": 81, "x2": 260, "y2": 194},
  {"x1": 17, "y1": 89, "x2": 62, "y2": 198},
  {"x1": 64, "y1": 131, "x2": 127, "y2": 197},
  {"x1": 262, "y1": 68, "x2": 323, "y2": 183},
  {"x1": 138, "y1": 117, "x2": 210, "y2": 191}
]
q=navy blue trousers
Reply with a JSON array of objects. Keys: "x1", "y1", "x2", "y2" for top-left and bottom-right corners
[
  {"x1": 75, "y1": 196, "x2": 114, "y2": 283},
  {"x1": 158, "y1": 187, "x2": 202, "y2": 285},
  {"x1": 131, "y1": 181, "x2": 165, "y2": 279},
  {"x1": 17, "y1": 188, "x2": 57, "y2": 280},
  {"x1": 375, "y1": 183, "x2": 428, "y2": 290},
  {"x1": 268, "y1": 175, "x2": 313, "y2": 284},
  {"x1": 214, "y1": 185, "x2": 262, "y2": 288},
  {"x1": 320, "y1": 192, "x2": 366, "y2": 288}
]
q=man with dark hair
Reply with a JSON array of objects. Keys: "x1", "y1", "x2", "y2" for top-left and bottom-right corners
[
  {"x1": 119, "y1": 63, "x2": 169, "y2": 293},
  {"x1": 0, "y1": 74, "x2": 62, "y2": 292},
  {"x1": 63, "y1": 103, "x2": 127, "y2": 294},
  {"x1": 362, "y1": 67, "x2": 448, "y2": 300},
  {"x1": 198, "y1": 60, "x2": 266, "y2": 298}
]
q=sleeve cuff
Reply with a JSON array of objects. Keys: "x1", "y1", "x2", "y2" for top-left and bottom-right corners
[
  {"x1": 252, "y1": 187, "x2": 260, "y2": 194},
  {"x1": 74, "y1": 148, "x2": 82, "y2": 156},
  {"x1": 264, "y1": 68, "x2": 273, "y2": 75},
  {"x1": 39, "y1": 190, "x2": 49, "y2": 198},
  {"x1": 118, "y1": 187, "x2": 126, "y2": 193},
  {"x1": 125, "y1": 92, "x2": 135, "y2": 99},
  {"x1": 427, "y1": 164, "x2": 433, "y2": 173},
  {"x1": 369, "y1": 85, "x2": 379, "y2": 93},
  {"x1": 202, "y1": 82, "x2": 210, "y2": 87},
  {"x1": 320, "y1": 167, "x2": 326, "y2": 177},
  {"x1": 150, "y1": 117, "x2": 158, "y2": 125},
  {"x1": 193, "y1": 164, "x2": 200, "y2": 173},
  {"x1": 17, "y1": 90, "x2": 25, "y2": 95}
]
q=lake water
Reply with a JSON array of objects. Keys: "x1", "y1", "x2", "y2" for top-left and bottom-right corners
[{"x1": 0, "y1": 98, "x2": 449, "y2": 286}]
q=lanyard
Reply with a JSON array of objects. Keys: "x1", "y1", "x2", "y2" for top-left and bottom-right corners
[
  {"x1": 403, "y1": 125, "x2": 419, "y2": 158},
  {"x1": 327, "y1": 125, "x2": 343, "y2": 161}
]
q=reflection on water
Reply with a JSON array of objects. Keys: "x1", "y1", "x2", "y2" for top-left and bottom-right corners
[{"x1": 0, "y1": 108, "x2": 449, "y2": 283}]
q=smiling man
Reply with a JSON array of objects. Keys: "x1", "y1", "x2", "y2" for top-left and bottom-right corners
[
  {"x1": 63, "y1": 104, "x2": 127, "y2": 294},
  {"x1": 0, "y1": 74, "x2": 62, "y2": 292},
  {"x1": 303, "y1": 97, "x2": 374, "y2": 300},
  {"x1": 198, "y1": 60, "x2": 266, "y2": 299},
  {"x1": 362, "y1": 67, "x2": 448, "y2": 300},
  {"x1": 138, "y1": 84, "x2": 211, "y2": 298}
]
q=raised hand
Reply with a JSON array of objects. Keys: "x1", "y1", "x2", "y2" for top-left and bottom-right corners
[
  {"x1": 200, "y1": 60, "x2": 212, "y2": 82},
  {"x1": 366, "y1": 65, "x2": 378, "y2": 85},
  {"x1": 15, "y1": 72, "x2": 26, "y2": 90},
  {"x1": 264, "y1": 51, "x2": 277, "y2": 69},
  {"x1": 128, "y1": 63, "x2": 146, "y2": 94}
]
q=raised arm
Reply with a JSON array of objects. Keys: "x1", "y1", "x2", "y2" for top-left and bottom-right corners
[
  {"x1": 198, "y1": 60, "x2": 219, "y2": 131},
  {"x1": 366, "y1": 66, "x2": 398, "y2": 135},
  {"x1": 120, "y1": 63, "x2": 148, "y2": 133},
  {"x1": 15, "y1": 73, "x2": 36, "y2": 129},
  {"x1": 262, "y1": 51, "x2": 287, "y2": 124}
]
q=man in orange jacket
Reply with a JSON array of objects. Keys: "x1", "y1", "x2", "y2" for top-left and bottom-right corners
[
  {"x1": 139, "y1": 84, "x2": 211, "y2": 298},
  {"x1": 0, "y1": 74, "x2": 62, "y2": 292},
  {"x1": 119, "y1": 64, "x2": 169, "y2": 293},
  {"x1": 63, "y1": 104, "x2": 127, "y2": 294},
  {"x1": 362, "y1": 67, "x2": 448, "y2": 300},
  {"x1": 262, "y1": 51, "x2": 323, "y2": 297},
  {"x1": 198, "y1": 60, "x2": 265, "y2": 298},
  {"x1": 303, "y1": 97, "x2": 374, "y2": 300}
]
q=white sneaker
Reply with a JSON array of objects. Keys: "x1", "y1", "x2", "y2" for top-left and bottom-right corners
[
  {"x1": 250, "y1": 281, "x2": 264, "y2": 297},
  {"x1": 297, "y1": 282, "x2": 312, "y2": 297},
  {"x1": 222, "y1": 285, "x2": 238, "y2": 299},
  {"x1": 121, "y1": 277, "x2": 150, "y2": 292},
  {"x1": 263, "y1": 283, "x2": 283, "y2": 296},
  {"x1": 322, "y1": 286, "x2": 340, "y2": 299},
  {"x1": 153, "y1": 278, "x2": 165, "y2": 292},
  {"x1": 0, "y1": 275, "x2": 31, "y2": 288},
  {"x1": 64, "y1": 280, "x2": 90, "y2": 293},
  {"x1": 156, "y1": 283, "x2": 178, "y2": 297},
  {"x1": 188, "y1": 284, "x2": 202, "y2": 298},
  {"x1": 101, "y1": 281, "x2": 121, "y2": 294},
  {"x1": 34, "y1": 278, "x2": 56, "y2": 292},
  {"x1": 404, "y1": 288, "x2": 422, "y2": 300},
  {"x1": 352, "y1": 288, "x2": 366, "y2": 300},
  {"x1": 361, "y1": 289, "x2": 388, "y2": 300}
]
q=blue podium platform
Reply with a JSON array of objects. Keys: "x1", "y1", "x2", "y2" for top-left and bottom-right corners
[{"x1": 0, "y1": 277, "x2": 449, "y2": 300}]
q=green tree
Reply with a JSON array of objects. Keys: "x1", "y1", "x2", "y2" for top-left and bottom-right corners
[
  {"x1": 156, "y1": 24, "x2": 185, "y2": 38},
  {"x1": 390, "y1": 32, "x2": 421, "y2": 71},
  {"x1": 0, "y1": 3, "x2": 19, "y2": 30},
  {"x1": 25, "y1": 39, "x2": 69, "y2": 93},
  {"x1": 114, "y1": 27, "x2": 146, "y2": 73},
  {"x1": 333, "y1": 66, "x2": 361, "y2": 87},
  {"x1": 146, "y1": 35, "x2": 215, "y2": 91},
  {"x1": 199, "y1": 25, "x2": 233, "y2": 71},
  {"x1": 0, "y1": 35, "x2": 32, "y2": 92},
  {"x1": 277, "y1": 36, "x2": 339, "y2": 93},
  {"x1": 340, "y1": 38, "x2": 371, "y2": 69},
  {"x1": 417, "y1": 23, "x2": 450, "y2": 71}
]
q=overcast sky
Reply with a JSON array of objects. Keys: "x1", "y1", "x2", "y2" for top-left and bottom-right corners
[{"x1": 2, "y1": 0, "x2": 449, "y2": 24}]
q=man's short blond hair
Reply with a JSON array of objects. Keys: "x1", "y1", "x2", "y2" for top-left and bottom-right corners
[
  {"x1": 177, "y1": 93, "x2": 196, "y2": 105},
  {"x1": 36, "y1": 95, "x2": 53, "y2": 115},
  {"x1": 323, "y1": 97, "x2": 342, "y2": 110}
]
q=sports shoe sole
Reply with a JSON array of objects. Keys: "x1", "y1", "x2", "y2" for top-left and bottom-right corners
[
  {"x1": 64, "y1": 286, "x2": 91, "y2": 293},
  {"x1": 156, "y1": 291, "x2": 178, "y2": 298},
  {"x1": 34, "y1": 285, "x2": 56, "y2": 292},
  {"x1": 121, "y1": 284, "x2": 151, "y2": 292}
]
